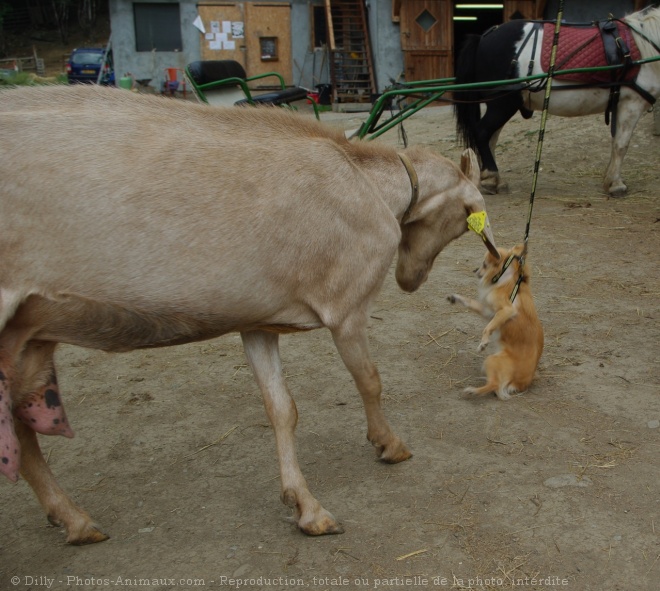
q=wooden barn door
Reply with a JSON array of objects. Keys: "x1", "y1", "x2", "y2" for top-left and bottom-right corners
[
  {"x1": 244, "y1": 3, "x2": 293, "y2": 85},
  {"x1": 197, "y1": 3, "x2": 246, "y2": 66},
  {"x1": 400, "y1": 0, "x2": 453, "y2": 82},
  {"x1": 197, "y1": 2, "x2": 293, "y2": 84},
  {"x1": 503, "y1": 1, "x2": 544, "y2": 21}
]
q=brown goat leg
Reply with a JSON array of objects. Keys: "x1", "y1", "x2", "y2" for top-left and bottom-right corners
[{"x1": 15, "y1": 420, "x2": 109, "y2": 544}]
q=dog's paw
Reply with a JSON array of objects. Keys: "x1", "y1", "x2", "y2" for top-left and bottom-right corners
[
  {"x1": 477, "y1": 339, "x2": 489, "y2": 352},
  {"x1": 447, "y1": 294, "x2": 457, "y2": 304}
]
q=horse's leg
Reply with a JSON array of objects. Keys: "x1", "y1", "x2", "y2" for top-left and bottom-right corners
[
  {"x1": 476, "y1": 97, "x2": 523, "y2": 194},
  {"x1": 486, "y1": 127, "x2": 508, "y2": 192},
  {"x1": 604, "y1": 95, "x2": 648, "y2": 196},
  {"x1": 240, "y1": 329, "x2": 343, "y2": 535}
]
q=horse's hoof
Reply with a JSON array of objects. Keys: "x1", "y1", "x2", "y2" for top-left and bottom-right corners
[
  {"x1": 608, "y1": 186, "x2": 627, "y2": 198},
  {"x1": 606, "y1": 179, "x2": 627, "y2": 197}
]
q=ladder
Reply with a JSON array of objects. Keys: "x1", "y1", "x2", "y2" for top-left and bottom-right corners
[{"x1": 325, "y1": 0, "x2": 376, "y2": 105}]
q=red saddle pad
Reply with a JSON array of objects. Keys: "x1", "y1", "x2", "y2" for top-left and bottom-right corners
[{"x1": 541, "y1": 22, "x2": 641, "y2": 83}]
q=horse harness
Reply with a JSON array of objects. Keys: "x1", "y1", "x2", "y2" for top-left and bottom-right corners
[
  {"x1": 599, "y1": 18, "x2": 656, "y2": 135},
  {"x1": 501, "y1": 17, "x2": 658, "y2": 136}
]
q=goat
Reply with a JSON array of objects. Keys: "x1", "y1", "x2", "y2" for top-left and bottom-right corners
[{"x1": 0, "y1": 85, "x2": 497, "y2": 541}]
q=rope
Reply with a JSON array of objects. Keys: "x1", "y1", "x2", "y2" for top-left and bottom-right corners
[{"x1": 509, "y1": 0, "x2": 565, "y2": 303}]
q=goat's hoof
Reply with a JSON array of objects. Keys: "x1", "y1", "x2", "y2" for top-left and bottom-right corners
[
  {"x1": 378, "y1": 438, "x2": 412, "y2": 464},
  {"x1": 298, "y1": 510, "x2": 344, "y2": 536}
]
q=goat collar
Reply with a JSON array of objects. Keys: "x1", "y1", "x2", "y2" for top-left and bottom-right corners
[{"x1": 398, "y1": 153, "x2": 419, "y2": 224}]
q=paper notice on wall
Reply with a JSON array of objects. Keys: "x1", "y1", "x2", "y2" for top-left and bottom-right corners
[
  {"x1": 192, "y1": 15, "x2": 206, "y2": 34},
  {"x1": 231, "y1": 22, "x2": 244, "y2": 38},
  {"x1": 206, "y1": 19, "x2": 243, "y2": 51}
]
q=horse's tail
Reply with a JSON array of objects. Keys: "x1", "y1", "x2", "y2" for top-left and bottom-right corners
[{"x1": 454, "y1": 34, "x2": 483, "y2": 151}]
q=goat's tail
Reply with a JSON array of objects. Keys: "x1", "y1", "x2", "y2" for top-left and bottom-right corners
[{"x1": 453, "y1": 35, "x2": 482, "y2": 151}]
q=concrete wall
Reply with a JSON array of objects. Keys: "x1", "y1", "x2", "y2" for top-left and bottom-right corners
[
  {"x1": 109, "y1": 0, "x2": 201, "y2": 90},
  {"x1": 367, "y1": 0, "x2": 404, "y2": 91},
  {"x1": 109, "y1": 0, "x2": 402, "y2": 94}
]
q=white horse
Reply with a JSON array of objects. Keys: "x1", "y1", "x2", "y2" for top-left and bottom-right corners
[{"x1": 454, "y1": 5, "x2": 660, "y2": 196}]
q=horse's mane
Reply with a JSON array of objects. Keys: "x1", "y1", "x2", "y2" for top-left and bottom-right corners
[{"x1": 625, "y1": 5, "x2": 660, "y2": 59}]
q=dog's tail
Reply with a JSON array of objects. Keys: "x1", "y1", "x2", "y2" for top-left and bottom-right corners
[{"x1": 464, "y1": 381, "x2": 517, "y2": 401}]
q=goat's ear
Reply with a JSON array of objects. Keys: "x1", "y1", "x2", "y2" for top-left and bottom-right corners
[{"x1": 460, "y1": 149, "x2": 480, "y2": 187}]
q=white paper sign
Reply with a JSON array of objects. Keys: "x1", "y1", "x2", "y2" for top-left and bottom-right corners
[
  {"x1": 231, "y1": 22, "x2": 244, "y2": 38},
  {"x1": 192, "y1": 15, "x2": 206, "y2": 34}
]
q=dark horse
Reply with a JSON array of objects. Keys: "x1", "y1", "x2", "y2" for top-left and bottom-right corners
[{"x1": 454, "y1": 6, "x2": 660, "y2": 196}]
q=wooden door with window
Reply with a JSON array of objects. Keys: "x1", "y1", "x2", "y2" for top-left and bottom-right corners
[
  {"x1": 197, "y1": 2, "x2": 293, "y2": 84},
  {"x1": 244, "y1": 3, "x2": 293, "y2": 85},
  {"x1": 400, "y1": 0, "x2": 452, "y2": 82}
]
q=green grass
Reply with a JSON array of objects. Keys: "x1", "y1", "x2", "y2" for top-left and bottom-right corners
[{"x1": 0, "y1": 71, "x2": 67, "y2": 86}]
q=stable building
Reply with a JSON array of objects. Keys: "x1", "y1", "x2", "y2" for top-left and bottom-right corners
[{"x1": 109, "y1": 1, "x2": 651, "y2": 105}]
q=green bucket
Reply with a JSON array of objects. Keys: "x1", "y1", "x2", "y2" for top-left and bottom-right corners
[{"x1": 118, "y1": 76, "x2": 133, "y2": 90}]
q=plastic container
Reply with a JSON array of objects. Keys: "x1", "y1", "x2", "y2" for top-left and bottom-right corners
[{"x1": 119, "y1": 75, "x2": 133, "y2": 90}]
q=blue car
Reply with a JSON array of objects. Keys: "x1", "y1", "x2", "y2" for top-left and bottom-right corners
[{"x1": 66, "y1": 48, "x2": 115, "y2": 85}]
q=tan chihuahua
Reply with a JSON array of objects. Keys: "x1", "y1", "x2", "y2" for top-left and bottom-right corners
[{"x1": 448, "y1": 244, "x2": 543, "y2": 400}]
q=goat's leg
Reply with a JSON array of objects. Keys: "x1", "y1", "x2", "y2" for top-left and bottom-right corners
[
  {"x1": 331, "y1": 316, "x2": 411, "y2": 464},
  {"x1": 241, "y1": 329, "x2": 343, "y2": 535},
  {"x1": 16, "y1": 420, "x2": 109, "y2": 544}
]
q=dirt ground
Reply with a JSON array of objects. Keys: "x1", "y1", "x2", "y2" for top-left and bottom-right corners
[{"x1": 0, "y1": 99, "x2": 658, "y2": 591}]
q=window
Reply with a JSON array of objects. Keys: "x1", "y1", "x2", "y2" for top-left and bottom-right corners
[
  {"x1": 312, "y1": 5, "x2": 327, "y2": 49},
  {"x1": 134, "y1": 3, "x2": 183, "y2": 52},
  {"x1": 259, "y1": 37, "x2": 278, "y2": 61}
]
